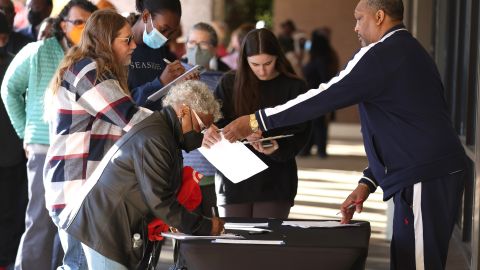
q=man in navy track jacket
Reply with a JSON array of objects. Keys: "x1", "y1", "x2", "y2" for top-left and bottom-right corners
[{"x1": 221, "y1": 0, "x2": 467, "y2": 269}]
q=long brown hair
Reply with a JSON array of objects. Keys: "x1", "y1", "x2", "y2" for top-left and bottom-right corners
[
  {"x1": 50, "y1": 9, "x2": 130, "y2": 96},
  {"x1": 233, "y1": 28, "x2": 300, "y2": 116}
]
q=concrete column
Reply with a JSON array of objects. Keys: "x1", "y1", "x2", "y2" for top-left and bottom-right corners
[{"x1": 409, "y1": 0, "x2": 434, "y2": 55}]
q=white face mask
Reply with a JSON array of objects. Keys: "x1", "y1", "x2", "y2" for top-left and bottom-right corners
[{"x1": 142, "y1": 15, "x2": 168, "y2": 49}]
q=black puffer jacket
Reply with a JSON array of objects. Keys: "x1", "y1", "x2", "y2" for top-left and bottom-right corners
[{"x1": 59, "y1": 107, "x2": 212, "y2": 269}]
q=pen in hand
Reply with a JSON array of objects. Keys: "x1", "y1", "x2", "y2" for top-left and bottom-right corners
[
  {"x1": 211, "y1": 206, "x2": 218, "y2": 218},
  {"x1": 336, "y1": 200, "x2": 363, "y2": 215}
]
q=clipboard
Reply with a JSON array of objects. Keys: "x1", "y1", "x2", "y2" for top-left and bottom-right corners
[
  {"x1": 146, "y1": 64, "x2": 203, "y2": 103},
  {"x1": 242, "y1": 134, "x2": 294, "y2": 144}
]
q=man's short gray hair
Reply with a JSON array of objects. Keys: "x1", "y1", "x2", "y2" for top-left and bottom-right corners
[
  {"x1": 366, "y1": 0, "x2": 404, "y2": 21},
  {"x1": 190, "y1": 22, "x2": 218, "y2": 47},
  {"x1": 163, "y1": 80, "x2": 222, "y2": 121}
]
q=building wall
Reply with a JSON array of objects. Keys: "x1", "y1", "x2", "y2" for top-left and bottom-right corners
[
  {"x1": 178, "y1": 0, "x2": 214, "y2": 38},
  {"x1": 273, "y1": 0, "x2": 361, "y2": 122},
  {"x1": 414, "y1": 0, "x2": 480, "y2": 268}
]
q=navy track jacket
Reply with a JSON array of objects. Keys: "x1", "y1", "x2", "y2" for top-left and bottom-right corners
[{"x1": 255, "y1": 25, "x2": 466, "y2": 200}]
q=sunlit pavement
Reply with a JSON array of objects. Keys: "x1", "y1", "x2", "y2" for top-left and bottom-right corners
[{"x1": 292, "y1": 130, "x2": 391, "y2": 270}]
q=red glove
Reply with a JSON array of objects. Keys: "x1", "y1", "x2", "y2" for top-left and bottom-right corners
[
  {"x1": 147, "y1": 218, "x2": 169, "y2": 241},
  {"x1": 147, "y1": 166, "x2": 204, "y2": 241}
]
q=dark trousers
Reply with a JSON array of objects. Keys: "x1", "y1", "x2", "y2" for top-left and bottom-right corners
[
  {"x1": 0, "y1": 161, "x2": 28, "y2": 267},
  {"x1": 198, "y1": 184, "x2": 217, "y2": 217},
  {"x1": 391, "y1": 171, "x2": 465, "y2": 270},
  {"x1": 218, "y1": 201, "x2": 291, "y2": 219},
  {"x1": 14, "y1": 148, "x2": 63, "y2": 270}
]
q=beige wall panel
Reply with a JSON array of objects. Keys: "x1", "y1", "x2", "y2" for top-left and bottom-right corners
[
  {"x1": 274, "y1": 0, "x2": 361, "y2": 122},
  {"x1": 179, "y1": 0, "x2": 214, "y2": 38}
]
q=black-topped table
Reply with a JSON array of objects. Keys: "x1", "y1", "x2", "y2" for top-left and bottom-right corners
[{"x1": 175, "y1": 218, "x2": 371, "y2": 270}]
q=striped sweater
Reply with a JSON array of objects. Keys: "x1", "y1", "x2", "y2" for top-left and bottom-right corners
[{"x1": 1, "y1": 37, "x2": 65, "y2": 145}]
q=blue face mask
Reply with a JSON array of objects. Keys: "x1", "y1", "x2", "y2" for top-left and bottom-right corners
[
  {"x1": 304, "y1": 40, "x2": 312, "y2": 51},
  {"x1": 143, "y1": 15, "x2": 168, "y2": 49}
]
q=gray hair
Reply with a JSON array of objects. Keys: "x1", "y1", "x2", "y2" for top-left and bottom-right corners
[
  {"x1": 366, "y1": 0, "x2": 404, "y2": 21},
  {"x1": 163, "y1": 80, "x2": 222, "y2": 121},
  {"x1": 190, "y1": 22, "x2": 218, "y2": 47}
]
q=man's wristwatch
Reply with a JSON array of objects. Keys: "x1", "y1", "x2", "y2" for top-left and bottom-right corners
[{"x1": 249, "y1": 114, "x2": 259, "y2": 132}]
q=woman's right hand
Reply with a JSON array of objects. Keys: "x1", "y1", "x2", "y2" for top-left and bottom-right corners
[
  {"x1": 210, "y1": 217, "x2": 225, "y2": 236},
  {"x1": 159, "y1": 60, "x2": 185, "y2": 85},
  {"x1": 202, "y1": 124, "x2": 222, "y2": 148}
]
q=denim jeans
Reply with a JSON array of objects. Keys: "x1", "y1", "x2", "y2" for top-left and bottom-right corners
[
  {"x1": 51, "y1": 215, "x2": 87, "y2": 270},
  {"x1": 81, "y1": 244, "x2": 128, "y2": 270}
]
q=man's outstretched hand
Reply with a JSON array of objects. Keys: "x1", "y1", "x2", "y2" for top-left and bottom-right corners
[
  {"x1": 340, "y1": 183, "x2": 370, "y2": 224},
  {"x1": 222, "y1": 115, "x2": 254, "y2": 142}
]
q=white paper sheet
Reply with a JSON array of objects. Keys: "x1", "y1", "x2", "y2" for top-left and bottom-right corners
[
  {"x1": 224, "y1": 222, "x2": 269, "y2": 229},
  {"x1": 161, "y1": 232, "x2": 244, "y2": 240},
  {"x1": 224, "y1": 222, "x2": 272, "y2": 233},
  {"x1": 225, "y1": 227, "x2": 272, "y2": 233},
  {"x1": 212, "y1": 239, "x2": 285, "y2": 245},
  {"x1": 281, "y1": 221, "x2": 360, "y2": 228},
  {"x1": 198, "y1": 135, "x2": 268, "y2": 183}
]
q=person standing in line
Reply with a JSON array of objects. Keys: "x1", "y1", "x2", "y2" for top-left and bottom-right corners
[
  {"x1": 128, "y1": 0, "x2": 186, "y2": 109},
  {"x1": 221, "y1": 23, "x2": 255, "y2": 70},
  {"x1": 37, "y1": 17, "x2": 55, "y2": 40},
  {"x1": 221, "y1": 1, "x2": 466, "y2": 269},
  {"x1": 202, "y1": 28, "x2": 310, "y2": 219},
  {"x1": 0, "y1": 0, "x2": 32, "y2": 55},
  {"x1": 18, "y1": 0, "x2": 52, "y2": 41},
  {"x1": 299, "y1": 28, "x2": 339, "y2": 158},
  {"x1": 181, "y1": 22, "x2": 230, "y2": 218},
  {"x1": 1, "y1": 1, "x2": 97, "y2": 269},
  {"x1": 0, "y1": 11, "x2": 28, "y2": 270},
  {"x1": 43, "y1": 9, "x2": 154, "y2": 270},
  {"x1": 185, "y1": 22, "x2": 230, "y2": 72}
]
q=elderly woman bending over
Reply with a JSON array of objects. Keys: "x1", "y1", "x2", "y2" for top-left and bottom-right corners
[{"x1": 58, "y1": 80, "x2": 224, "y2": 270}]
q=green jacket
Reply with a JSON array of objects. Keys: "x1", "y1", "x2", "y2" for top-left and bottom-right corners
[{"x1": 1, "y1": 37, "x2": 64, "y2": 145}]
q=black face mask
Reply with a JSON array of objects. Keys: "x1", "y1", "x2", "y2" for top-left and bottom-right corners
[
  {"x1": 179, "y1": 111, "x2": 204, "y2": 153},
  {"x1": 181, "y1": 130, "x2": 204, "y2": 153},
  {"x1": 28, "y1": 10, "x2": 44, "y2": 27}
]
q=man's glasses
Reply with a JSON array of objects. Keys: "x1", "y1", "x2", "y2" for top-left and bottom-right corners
[
  {"x1": 65, "y1": 19, "x2": 86, "y2": 26},
  {"x1": 116, "y1": 35, "x2": 134, "y2": 45},
  {"x1": 186, "y1": 40, "x2": 212, "y2": 50},
  {"x1": 191, "y1": 109, "x2": 206, "y2": 132}
]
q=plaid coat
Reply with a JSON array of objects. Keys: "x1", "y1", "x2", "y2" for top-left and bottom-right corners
[{"x1": 44, "y1": 58, "x2": 152, "y2": 215}]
